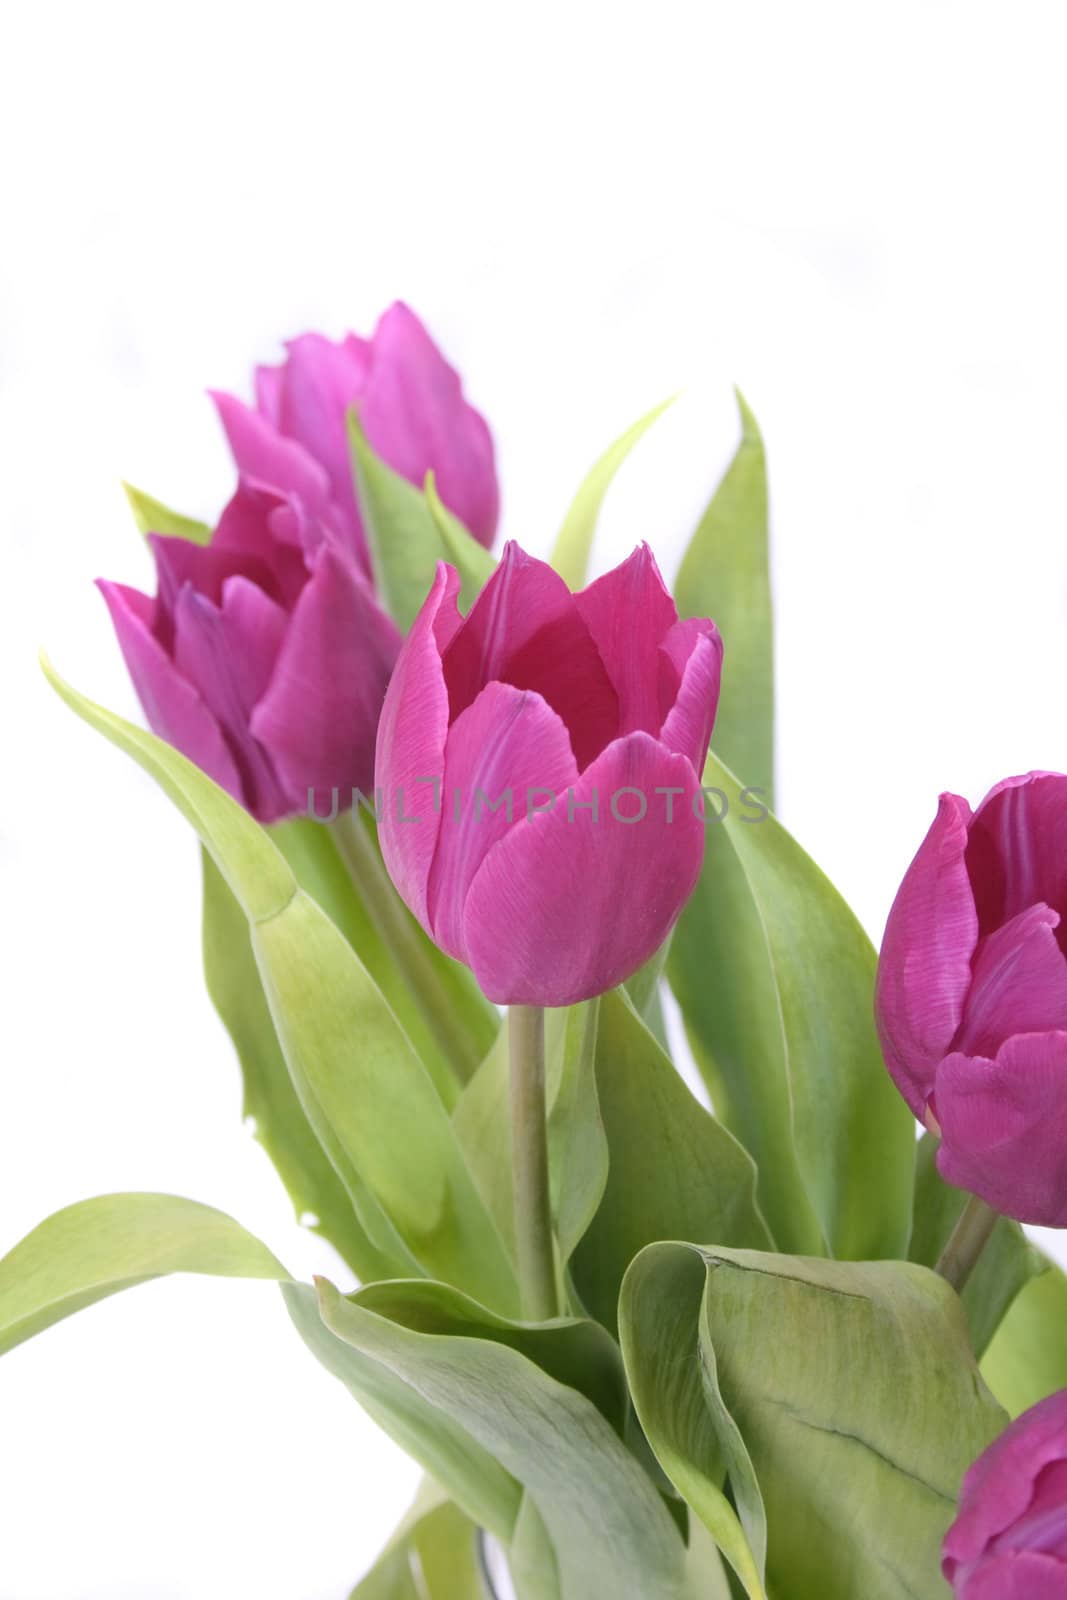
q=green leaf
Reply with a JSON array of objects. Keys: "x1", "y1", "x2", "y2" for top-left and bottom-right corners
[
  {"x1": 306, "y1": 1276, "x2": 696, "y2": 1600},
  {"x1": 571, "y1": 991, "x2": 771, "y2": 1333},
  {"x1": 43, "y1": 660, "x2": 517, "y2": 1312},
  {"x1": 909, "y1": 1132, "x2": 1043, "y2": 1356},
  {"x1": 425, "y1": 470, "x2": 497, "y2": 608},
  {"x1": 667, "y1": 752, "x2": 915, "y2": 1259},
  {"x1": 201, "y1": 846, "x2": 397, "y2": 1282},
  {"x1": 349, "y1": 1478, "x2": 484, "y2": 1599},
  {"x1": 122, "y1": 482, "x2": 213, "y2": 545},
  {"x1": 621, "y1": 1244, "x2": 1008, "y2": 1600},
  {"x1": 675, "y1": 391, "x2": 773, "y2": 802},
  {"x1": 981, "y1": 1254, "x2": 1067, "y2": 1417},
  {"x1": 550, "y1": 397, "x2": 676, "y2": 591},
  {"x1": 349, "y1": 415, "x2": 446, "y2": 630},
  {"x1": 0, "y1": 1194, "x2": 286, "y2": 1357}
]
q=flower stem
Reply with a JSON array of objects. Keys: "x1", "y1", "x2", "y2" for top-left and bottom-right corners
[
  {"x1": 508, "y1": 1004, "x2": 558, "y2": 1321},
  {"x1": 331, "y1": 809, "x2": 475, "y2": 1089},
  {"x1": 934, "y1": 1192, "x2": 999, "y2": 1294}
]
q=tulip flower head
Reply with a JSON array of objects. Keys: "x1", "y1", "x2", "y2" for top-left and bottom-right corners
[
  {"x1": 210, "y1": 302, "x2": 499, "y2": 571},
  {"x1": 876, "y1": 773, "x2": 1067, "y2": 1225},
  {"x1": 375, "y1": 541, "x2": 722, "y2": 1006},
  {"x1": 99, "y1": 482, "x2": 400, "y2": 822},
  {"x1": 943, "y1": 1389, "x2": 1067, "y2": 1598}
]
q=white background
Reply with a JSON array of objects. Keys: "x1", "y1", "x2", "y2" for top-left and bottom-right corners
[{"x1": 3, "y1": 2, "x2": 1067, "y2": 1595}]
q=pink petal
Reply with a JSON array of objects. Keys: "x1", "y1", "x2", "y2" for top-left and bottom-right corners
[
  {"x1": 254, "y1": 361, "x2": 284, "y2": 426},
  {"x1": 967, "y1": 772, "x2": 1067, "y2": 944},
  {"x1": 958, "y1": 905, "x2": 1067, "y2": 1057},
  {"x1": 575, "y1": 544, "x2": 679, "y2": 736},
  {"x1": 945, "y1": 1391, "x2": 1067, "y2": 1572},
  {"x1": 172, "y1": 578, "x2": 291, "y2": 821},
  {"x1": 934, "y1": 1033, "x2": 1067, "y2": 1224},
  {"x1": 210, "y1": 390, "x2": 337, "y2": 531},
  {"x1": 658, "y1": 622, "x2": 724, "y2": 773},
  {"x1": 96, "y1": 579, "x2": 245, "y2": 805},
  {"x1": 462, "y1": 731, "x2": 705, "y2": 1005},
  {"x1": 950, "y1": 1553, "x2": 1067, "y2": 1600},
  {"x1": 211, "y1": 482, "x2": 309, "y2": 609},
  {"x1": 275, "y1": 332, "x2": 370, "y2": 544},
  {"x1": 874, "y1": 793, "x2": 978, "y2": 1117},
  {"x1": 426, "y1": 683, "x2": 579, "y2": 962},
  {"x1": 360, "y1": 301, "x2": 500, "y2": 546},
  {"x1": 251, "y1": 543, "x2": 401, "y2": 811},
  {"x1": 150, "y1": 531, "x2": 277, "y2": 621},
  {"x1": 442, "y1": 541, "x2": 618, "y2": 769},
  {"x1": 375, "y1": 563, "x2": 463, "y2": 928}
]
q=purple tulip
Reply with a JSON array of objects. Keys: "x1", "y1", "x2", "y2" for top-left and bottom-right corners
[
  {"x1": 875, "y1": 772, "x2": 1067, "y2": 1225},
  {"x1": 99, "y1": 481, "x2": 400, "y2": 822},
  {"x1": 943, "y1": 1390, "x2": 1067, "y2": 1597},
  {"x1": 375, "y1": 541, "x2": 722, "y2": 1006},
  {"x1": 210, "y1": 302, "x2": 499, "y2": 572}
]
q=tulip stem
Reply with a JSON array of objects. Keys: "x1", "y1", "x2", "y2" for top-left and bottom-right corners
[
  {"x1": 330, "y1": 810, "x2": 475, "y2": 1093},
  {"x1": 935, "y1": 1192, "x2": 999, "y2": 1294},
  {"x1": 508, "y1": 1004, "x2": 559, "y2": 1321}
]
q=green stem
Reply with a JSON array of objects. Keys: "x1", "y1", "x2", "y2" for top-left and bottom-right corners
[
  {"x1": 508, "y1": 1004, "x2": 558, "y2": 1320},
  {"x1": 934, "y1": 1192, "x2": 999, "y2": 1294},
  {"x1": 331, "y1": 809, "x2": 475, "y2": 1087}
]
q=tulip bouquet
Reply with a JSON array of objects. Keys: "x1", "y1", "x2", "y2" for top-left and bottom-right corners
[{"x1": 6, "y1": 303, "x2": 1067, "y2": 1600}]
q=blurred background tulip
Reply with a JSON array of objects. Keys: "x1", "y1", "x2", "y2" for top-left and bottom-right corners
[
  {"x1": 876, "y1": 772, "x2": 1067, "y2": 1225},
  {"x1": 376, "y1": 540, "x2": 722, "y2": 1005},
  {"x1": 944, "y1": 1388, "x2": 1067, "y2": 1597}
]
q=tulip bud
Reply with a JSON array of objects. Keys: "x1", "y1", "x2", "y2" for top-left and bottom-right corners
[
  {"x1": 943, "y1": 1389, "x2": 1067, "y2": 1597},
  {"x1": 875, "y1": 772, "x2": 1067, "y2": 1225},
  {"x1": 375, "y1": 541, "x2": 722, "y2": 1006},
  {"x1": 210, "y1": 302, "x2": 499, "y2": 572},
  {"x1": 99, "y1": 481, "x2": 400, "y2": 823}
]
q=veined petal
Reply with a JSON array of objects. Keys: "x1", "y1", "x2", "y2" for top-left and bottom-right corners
[
  {"x1": 462, "y1": 731, "x2": 705, "y2": 1005},
  {"x1": 950, "y1": 1554, "x2": 1067, "y2": 1600},
  {"x1": 276, "y1": 331, "x2": 370, "y2": 538},
  {"x1": 251, "y1": 543, "x2": 400, "y2": 810},
  {"x1": 375, "y1": 563, "x2": 462, "y2": 927},
  {"x1": 934, "y1": 1032, "x2": 1067, "y2": 1225},
  {"x1": 96, "y1": 579, "x2": 245, "y2": 805},
  {"x1": 427, "y1": 683, "x2": 579, "y2": 962},
  {"x1": 442, "y1": 541, "x2": 618, "y2": 769},
  {"x1": 945, "y1": 1392, "x2": 1067, "y2": 1573},
  {"x1": 875, "y1": 792, "x2": 978, "y2": 1116},
  {"x1": 967, "y1": 772, "x2": 1067, "y2": 944},
  {"x1": 575, "y1": 543, "x2": 678, "y2": 736},
  {"x1": 210, "y1": 390, "x2": 334, "y2": 524},
  {"x1": 658, "y1": 622, "x2": 723, "y2": 773},
  {"x1": 958, "y1": 904, "x2": 1067, "y2": 1057}
]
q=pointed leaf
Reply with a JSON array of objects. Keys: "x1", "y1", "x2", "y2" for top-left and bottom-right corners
[
  {"x1": 981, "y1": 1255, "x2": 1067, "y2": 1417},
  {"x1": 425, "y1": 470, "x2": 496, "y2": 609},
  {"x1": 349, "y1": 1479, "x2": 483, "y2": 1599},
  {"x1": 123, "y1": 482, "x2": 213, "y2": 545},
  {"x1": 349, "y1": 414, "x2": 446, "y2": 630}
]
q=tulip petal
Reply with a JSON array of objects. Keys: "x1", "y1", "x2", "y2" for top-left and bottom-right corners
[
  {"x1": 360, "y1": 301, "x2": 500, "y2": 546},
  {"x1": 427, "y1": 683, "x2": 579, "y2": 961},
  {"x1": 874, "y1": 792, "x2": 978, "y2": 1117},
  {"x1": 275, "y1": 332, "x2": 370, "y2": 542},
  {"x1": 173, "y1": 578, "x2": 291, "y2": 821},
  {"x1": 934, "y1": 1033, "x2": 1067, "y2": 1224},
  {"x1": 96, "y1": 579, "x2": 245, "y2": 805},
  {"x1": 251, "y1": 543, "x2": 401, "y2": 810},
  {"x1": 944, "y1": 1391, "x2": 1067, "y2": 1571},
  {"x1": 658, "y1": 622, "x2": 724, "y2": 773},
  {"x1": 210, "y1": 390, "x2": 338, "y2": 533},
  {"x1": 210, "y1": 482, "x2": 309, "y2": 609},
  {"x1": 442, "y1": 541, "x2": 619, "y2": 769},
  {"x1": 574, "y1": 544, "x2": 679, "y2": 737},
  {"x1": 376, "y1": 563, "x2": 463, "y2": 926},
  {"x1": 967, "y1": 771, "x2": 1067, "y2": 944},
  {"x1": 958, "y1": 904, "x2": 1067, "y2": 1057},
  {"x1": 949, "y1": 1553, "x2": 1067, "y2": 1600},
  {"x1": 462, "y1": 731, "x2": 705, "y2": 1005}
]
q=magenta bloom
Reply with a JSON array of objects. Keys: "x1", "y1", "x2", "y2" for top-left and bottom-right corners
[
  {"x1": 943, "y1": 1390, "x2": 1067, "y2": 1597},
  {"x1": 875, "y1": 773, "x2": 1067, "y2": 1224},
  {"x1": 211, "y1": 302, "x2": 499, "y2": 572},
  {"x1": 99, "y1": 482, "x2": 400, "y2": 822},
  {"x1": 375, "y1": 542, "x2": 721, "y2": 1005}
]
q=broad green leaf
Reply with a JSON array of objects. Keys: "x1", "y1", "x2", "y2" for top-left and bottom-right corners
[
  {"x1": 349, "y1": 1478, "x2": 483, "y2": 1599},
  {"x1": 675, "y1": 391, "x2": 773, "y2": 802},
  {"x1": 571, "y1": 991, "x2": 770, "y2": 1333},
  {"x1": 621, "y1": 1244, "x2": 1007, "y2": 1600},
  {"x1": 44, "y1": 661, "x2": 517, "y2": 1311},
  {"x1": 123, "y1": 481, "x2": 213, "y2": 545},
  {"x1": 909, "y1": 1132, "x2": 1043, "y2": 1356},
  {"x1": 667, "y1": 752, "x2": 915, "y2": 1259},
  {"x1": 550, "y1": 397, "x2": 676, "y2": 590},
  {"x1": 201, "y1": 847, "x2": 397, "y2": 1282},
  {"x1": 0, "y1": 1194, "x2": 286, "y2": 1357},
  {"x1": 310, "y1": 1276, "x2": 696, "y2": 1600},
  {"x1": 981, "y1": 1255, "x2": 1067, "y2": 1417},
  {"x1": 425, "y1": 470, "x2": 497, "y2": 608},
  {"x1": 349, "y1": 415, "x2": 446, "y2": 630}
]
